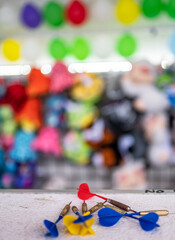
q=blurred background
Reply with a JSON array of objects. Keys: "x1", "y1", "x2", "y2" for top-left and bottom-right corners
[{"x1": 1, "y1": 0, "x2": 175, "y2": 190}]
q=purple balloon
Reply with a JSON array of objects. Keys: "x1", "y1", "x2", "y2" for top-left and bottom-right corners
[{"x1": 21, "y1": 3, "x2": 42, "y2": 28}]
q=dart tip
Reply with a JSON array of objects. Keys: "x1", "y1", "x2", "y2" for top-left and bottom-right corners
[
  {"x1": 69, "y1": 201, "x2": 72, "y2": 206},
  {"x1": 84, "y1": 200, "x2": 86, "y2": 203}
]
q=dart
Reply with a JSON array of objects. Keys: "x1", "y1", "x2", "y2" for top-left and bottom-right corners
[
  {"x1": 77, "y1": 183, "x2": 135, "y2": 212},
  {"x1": 72, "y1": 206, "x2": 93, "y2": 224},
  {"x1": 98, "y1": 208, "x2": 160, "y2": 232},
  {"x1": 43, "y1": 202, "x2": 71, "y2": 237},
  {"x1": 82, "y1": 200, "x2": 88, "y2": 214},
  {"x1": 104, "y1": 204, "x2": 169, "y2": 216},
  {"x1": 79, "y1": 212, "x2": 95, "y2": 236},
  {"x1": 63, "y1": 207, "x2": 95, "y2": 236}
]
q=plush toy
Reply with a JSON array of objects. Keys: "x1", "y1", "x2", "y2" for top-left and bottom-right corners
[
  {"x1": 83, "y1": 118, "x2": 119, "y2": 168},
  {"x1": 121, "y1": 60, "x2": 172, "y2": 165},
  {"x1": 0, "y1": 78, "x2": 6, "y2": 98},
  {"x1": 16, "y1": 98, "x2": 42, "y2": 131},
  {"x1": 14, "y1": 162, "x2": 36, "y2": 188},
  {"x1": 44, "y1": 95, "x2": 66, "y2": 128},
  {"x1": 63, "y1": 131, "x2": 91, "y2": 165},
  {"x1": 71, "y1": 73, "x2": 104, "y2": 104},
  {"x1": 10, "y1": 130, "x2": 37, "y2": 162},
  {"x1": 0, "y1": 83, "x2": 27, "y2": 112},
  {"x1": 66, "y1": 101, "x2": 98, "y2": 129},
  {"x1": 27, "y1": 68, "x2": 50, "y2": 96},
  {"x1": 112, "y1": 162, "x2": 147, "y2": 189},
  {"x1": 32, "y1": 126, "x2": 62, "y2": 156},
  {"x1": 0, "y1": 105, "x2": 17, "y2": 136},
  {"x1": 50, "y1": 62, "x2": 74, "y2": 93}
]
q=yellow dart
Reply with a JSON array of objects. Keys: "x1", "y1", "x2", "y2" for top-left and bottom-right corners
[
  {"x1": 63, "y1": 215, "x2": 81, "y2": 235},
  {"x1": 80, "y1": 212, "x2": 95, "y2": 236}
]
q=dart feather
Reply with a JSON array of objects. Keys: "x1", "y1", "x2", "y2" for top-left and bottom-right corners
[
  {"x1": 77, "y1": 183, "x2": 107, "y2": 201},
  {"x1": 44, "y1": 220, "x2": 58, "y2": 237},
  {"x1": 77, "y1": 183, "x2": 93, "y2": 200},
  {"x1": 73, "y1": 213, "x2": 93, "y2": 223},
  {"x1": 80, "y1": 213, "x2": 95, "y2": 236},
  {"x1": 98, "y1": 208, "x2": 160, "y2": 231},
  {"x1": 63, "y1": 215, "x2": 81, "y2": 235}
]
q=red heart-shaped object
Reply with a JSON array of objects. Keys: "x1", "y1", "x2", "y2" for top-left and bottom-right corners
[{"x1": 77, "y1": 183, "x2": 93, "y2": 200}]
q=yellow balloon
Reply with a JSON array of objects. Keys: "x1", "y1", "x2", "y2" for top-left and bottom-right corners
[
  {"x1": 2, "y1": 39, "x2": 21, "y2": 61},
  {"x1": 115, "y1": 0, "x2": 140, "y2": 24}
]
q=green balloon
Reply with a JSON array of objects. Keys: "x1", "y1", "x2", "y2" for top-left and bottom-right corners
[
  {"x1": 117, "y1": 33, "x2": 137, "y2": 57},
  {"x1": 166, "y1": 0, "x2": 175, "y2": 18},
  {"x1": 71, "y1": 37, "x2": 90, "y2": 60},
  {"x1": 43, "y1": 1, "x2": 64, "y2": 27},
  {"x1": 49, "y1": 38, "x2": 68, "y2": 59},
  {"x1": 142, "y1": 0, "x2": 162, "y2": 18}
]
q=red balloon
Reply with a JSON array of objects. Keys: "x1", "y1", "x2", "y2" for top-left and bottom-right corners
[{"x1": 66, "y1": 0, "x2": 87, "y2": 25}]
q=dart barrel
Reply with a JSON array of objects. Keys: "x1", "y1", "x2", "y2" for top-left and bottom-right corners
[
  {"x1": 89, "y1": 202, "x2": 104, "y2": 214},
  {"x1": 82, "y1": 202, "x2": 88, "y2": 214},
  {"x1": 107, "y1": 199, "x2": 131, "y2": 211},
  {"x1": 140, "y1": 210, "x2": 169, "y2": 216},
  {"x1": 60, "y1": 203, "x2": 71, "y2": 217},
  {"x1": 72, "y1": 206, "x2": 79, "y2": 214},
  {"x1": 104, "y1": 204, "x2": 125, "y2": 214}
]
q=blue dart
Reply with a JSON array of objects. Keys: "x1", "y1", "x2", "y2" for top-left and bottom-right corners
[
  {"x1": 72, "y1": 206, "x2": 93, "y2": 225},
  {"x1": 43, "y1": 202, "x2": 71, "y2": 237},
  {"x1": 98, "y1": 208, "x2": 160, "y2": 231}
]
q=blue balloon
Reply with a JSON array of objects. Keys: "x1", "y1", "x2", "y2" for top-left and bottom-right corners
[
  {"x1": 21, "y1": 3, "x2": 42, "y2": 28},
  {"x1": 10, "y1": 130, "x2": 37, "y2": 162}
]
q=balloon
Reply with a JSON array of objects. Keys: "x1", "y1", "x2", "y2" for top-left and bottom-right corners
[
  {"x1": 71, "y1": 37, "x2": 90, "y2": 60},
  {"x1": 22, "y1": 38, "x2": 42, "y2": 61},
  {"x1": 49, "y1": 38, "x2": 68, "y2": 59},
  {"x1": 115, "y1": 0, "x2": 140, "y2": 24},
  {"x1": 116, "y1": 33, "x2": 137, "y2": 57},
  {"x1": 90, "y1": 0, "x2": 113, "y2": 22},
  {"x1": 43, "y1": 1, "x2": 64, "y2": 27},
  {"x1": 92, "y1": 35, "x2": 113, "y2": 58},
  {"x1": 0, "y1": 3, "x2": 18, "y2": 30},
  {"x1": 66, "y1": 0, "x2": 87, "y2": 25},
  {"x1": 20, "y1": 3, "x2": 42, "y2": 28},
  {"x1": 2, "y1": 39, "x2": 21, "y2": 61},
  {"x1": 166, "y1": 0, "x2": 175, "y2": 18},
  {"x1": 142, "y1": 0, "x2": 161, "y2": 18}
]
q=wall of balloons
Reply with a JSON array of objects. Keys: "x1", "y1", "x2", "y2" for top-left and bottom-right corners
[
  {"x1": 1, "y1": 0, "x2": 175, "y2": 63},
  {"x1": 1, "y1": 0, "x2": 175, "y2": 29},
  {"x1": 1, "y1": 31, "x2": 175, "y2": 63}
]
